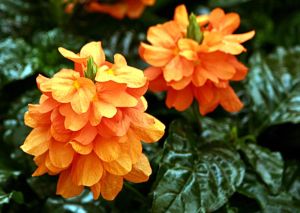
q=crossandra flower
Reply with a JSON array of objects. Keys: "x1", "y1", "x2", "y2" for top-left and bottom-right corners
[
  {"x1": 139, "y1": 4, "x2": 255, "y2": 115},
  {"x1": 65, "y1": 0, "x2": 155, "y2": 19},
  {"x1": 21, "y1": 41, "x2": 165, "y2": 200}
]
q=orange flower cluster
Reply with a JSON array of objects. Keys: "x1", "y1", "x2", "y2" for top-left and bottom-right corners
[
  {"x1": 139, "y1": 5, "x2": 255, "y2": 115},
  {"x1": 21, "y1": 42, "x2": 165, "y2": 200},
  {"x1": 66, "y1": 0, "x2": 155, "y2": 19}
]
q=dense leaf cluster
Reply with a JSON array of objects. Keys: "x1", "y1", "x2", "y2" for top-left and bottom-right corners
[{"x1": 1, "y1": 0, "x2": 300, "y2": 212}]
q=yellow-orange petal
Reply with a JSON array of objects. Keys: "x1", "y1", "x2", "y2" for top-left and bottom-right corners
[
  {"x1": 49, "y1": 140, "x2": 74, "y2": 168},
  {"x1": 174, "y1": 4, "x2": 189, "y2": 31},
  {"x1": 79, "y1": 41, "x2": 105, "y2": 67},
  {"x1": 58, "y1": 47, "x2": 87, "y2": 64},
  {"x1": 131, "y1": 113, "x2": 165, "y2": 143},
  {"x1": 69, "y1": 141, "x2": 94, "y2": 155},
  {"x1": 71, "y1": 152, "x2": 103, "y2": 186},
  {"x1": 225, "y1": 30, "x2": 255, "y2": 43},
  {"x1": 70, "y1": 77, "x2": 96, "y2": 114},
  {"x1": 20, "y1": 127, "x2": 51, "y2": 156},
  {"x1": 94, "y1": 136, "x2": 121, "y2": 162},
  {"x1": 100, "y1": 173, "x2": 123, "y2": 201},
  {"x1": 124, "y1": 154, "x2": 151, "y2": 183},
  {"x1": 103, "y1": 153, "x2": 132, "y2": 175},
  {"x1": 57, "y1": 169, "x2": 84, "y2": 198}
]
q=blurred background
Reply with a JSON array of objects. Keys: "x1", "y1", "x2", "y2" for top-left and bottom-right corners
[{"x1": 0, "y1": 0, "x2": 300, "y2": 212}]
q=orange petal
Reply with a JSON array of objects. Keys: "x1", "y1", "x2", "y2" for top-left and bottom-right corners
[
  {"x1": 69, "y1": 141, "x2": 94, "y2": 155},
  {"x1": 144, "y1": 66, "x2": 162, "y2": 81},
  {"x1": 164, "y1": 56, "x2": 194, "y2": 82},
  {"x1": 139, "y1": 43, "x2": 173, "y2": 67},
  {"x1": 58, "y1": 47, "x2": 87, "y2": 64},
  {"x1": 219, "y1": 86, "x2": 243, "y2": 112},
  {"x1": 100, "y1": 173, "x2": 123, "y2": 201},
  {"x1": 131, "y1": 113, "x2": 165, "y2": 143},
  {"x1": 32, "y1": 153, "x2": 48, "y2": 176},
  {"x1": 80, "y1": 41, "x2": 105, "y2": 67},
  {"x1": 174, "y1": 4, "x2": 189, "y2": 30},
  {"x1": 50, "y1": 69, "x2": 79, "y2": 103},
  {"x1": 147, "y1": 24, "x2": 177, "y2": 48},
  {"x1": 148, "y1": 74, "x2": 168, "y2": 92},
  {"x1": 73, "y1": 124, "x2": 98, "y2": 145},
  {"x1": 103, "y1": 153, "x2": 132, "y2": 175},
  {"x1": 178, "y1": 38, "x2": 198, "y2": 60},
  {"x1": 71, "y1": 152, "x2": 103, "y2": 186},
  {"x1": 91, "y1": 182, "x2": 101, "y2": 200},
  {"x1": 59, "y1": 104, "x2": 89, "y2": 131},
  {"x1": 94, "y1": 136, "x2": 121, "y2": 162},
  {"x1": 194, "y1": 83, "x2": 219, "y2": 115},
  {"x1": 166, "y1": 86, "x2": 194, "y2": 111},
  {"x1": 100, "y1": 112, "x2": 130, "y2": 137},
  {"x1": 49, "y1": 140, "x2": 74, "y2": 169},
  {"x1": 209, "y1": 8, "x2": 225, "y2": 29},
  {"x1": 57, "y1": 169, "x2": 84, "y2": 198},
  {"x1": 70, "y1": 77, "x2": 96, "y2": 114},
  {"x1": 45, "y1": 153, "x2": 63, "y2": 174},
  {"x1": 120, "y1": 129, "x2": 142, "y2": 164},
  {"x1": 124, "y1": 154, "x2": 151, "y2": 183},
  {"x1": 225, "y1": 31, "x2": 255, "y2": 43},
  {"x1": 168, "y1": 76, "x2": 192, "y2": 90},
  {"x1": 219, "y1": 13, "x2": 240, "y2": 34},
  {"x1": 21, "y1": 127, "x2": 51, "y2": 156}
]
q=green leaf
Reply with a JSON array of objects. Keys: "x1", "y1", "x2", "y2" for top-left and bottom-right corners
[
  {"x1": 239, "y1": 142, "x2": 284, "y2": 194},
  {"x1": 246, "y1": 47, "x2": 300, "y2": 134},
  {"x1": 282, "y1": 161, "x2": 300, "y2": 200},
  {"x1": 0, "y1": 170, "x2": 20, "y2": 185},
  {"x1": 152, "y1": 121, "x2": 245, "y2": 213},
  {"x1": 0, "y1": 190, "x2": 24, "y2": 205},
  {"x1": 0, "y1": 38, "x2": 37, "y2": 88},
  {"x1": 209, "y1": 0, "x2": 251, "y2": 7},
  {"x1": 238, "y1": 171, "x2": 300, "y2": 213}
]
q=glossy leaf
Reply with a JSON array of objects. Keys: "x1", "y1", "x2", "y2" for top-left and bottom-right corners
[
  {"x1": 0, "y1": 190, "x2": 24, "y2": 205},
  {"x1": 239, "y1": 142, "x2": 284, "y2": 194},
  {"x1": 246, "y1": 48, "x2": 300, "y2": 134},
  {"x1": 238, "y1": 171, "x2": 300, "y2": 212},
  {"x1": 152, "y1": 121, "x2": 245, "y2": 213}
]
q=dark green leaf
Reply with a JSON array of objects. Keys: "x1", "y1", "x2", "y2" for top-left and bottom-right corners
[
  {"x1": 238, "y1": 171, "x2": 300, "y2": 213},
  {"x1": 209, "y1": 0, "x2": 251, "y2": 7},
  {"x1": 152, "y1": 121, "x2": 245, "y2": 213},
  {"x1": 0, "y1": 190, "x2": 24, "y2": 205},
  {"x1": 246, "y1": 47, "x2": 300, "y2": 134},
  {"x1": 0, "y1": 38, "x2": 37, "y2": 88},
  {"x1": 282, "y1": 161, "x2": 300, "y2": 200},
  {"x1": 239, "y1": 142, "x2": 284, "y2": 194},
  {"x1": 0, "y1": 170, "x2": 20, "y2": 185}
]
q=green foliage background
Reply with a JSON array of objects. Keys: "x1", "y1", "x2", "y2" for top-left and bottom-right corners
[{"x1": 1, "y1": 0, "x2": 300, "y2": 212}]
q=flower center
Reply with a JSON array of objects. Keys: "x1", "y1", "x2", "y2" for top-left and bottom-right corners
[
  {"x1": 73, "y1": 80, "x2": 80, "y2": 89},
  {"x1": 106, "y1": 69, "x2": 115, "y2": 75}
]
